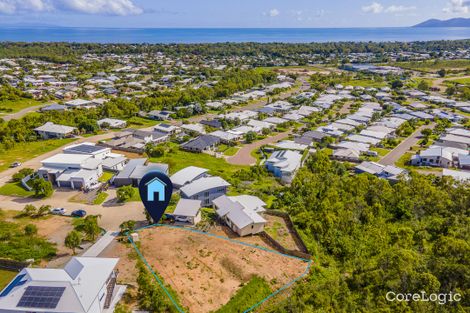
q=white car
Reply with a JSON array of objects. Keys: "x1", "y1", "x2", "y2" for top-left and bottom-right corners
[{"x1": 50, "y1": 207, "x2": 66, "y2": 215}]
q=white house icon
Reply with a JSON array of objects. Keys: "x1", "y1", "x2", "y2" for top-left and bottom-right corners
[{"x1": 145, "y1": 177, "x2": 167, "y2": 202}]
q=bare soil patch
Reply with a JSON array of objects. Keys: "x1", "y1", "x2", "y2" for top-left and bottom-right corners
[{"x1": 138, "y1": 226, "x2": 308, "y2": 313}]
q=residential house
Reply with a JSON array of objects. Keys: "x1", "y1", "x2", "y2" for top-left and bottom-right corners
[
  {"x1": 0, "y1": 257, "x2": 122, "y2": 313},
  {"x1": 113, "y1": 159, "x2": 169, "y2": 187},
  {"x1": 147, "y1": 110, "x2": 174, "y2": 120},
  {"x1": 213, "y1": 195, "x2": 267, "y2": 236},
  {"x1": 97, "y1": 118, "x2": 127, "y2": 129},
  {"x1": 181, "y1": 135, "x2": 220, "y2": 153},
  {"x1": 332, "y1": 148, "x2": 361, "y2": 163},
  {"x1": 180, "y1": 176, "x2": 231, "y2": 206},
  {"x1": 154, "y1": 123, "x2": 181, "y2": 135},
  {"x1": 170, "y1": 166, "x2": 209, "y2": 189},
  {"x1": 265, "y1": 150, "x2": 302, "y2": 183},
  {"x1": 172, "y1": 199, "x2": 202, "y2": 225},
  {"x1": 34, "y1": 122, "x2": 76, "y2": 139}
]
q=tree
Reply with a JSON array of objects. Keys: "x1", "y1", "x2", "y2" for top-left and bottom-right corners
[
  {"x1": 137, "y1": 262, "x2": 176, "y2": 312},
  {"x1": 119, "y1": 220, "x2": 136, "y2": 235},
  {"x1": 77, "y1": 215, "x2": 101, "y2": 242},
  {"x1": 21, "y1": 204, "x2": 37, "y2": 217},
  {"x1": 12, "y1": 168, "x2": 34, "y2": 182},
  {"x1": 391, "y1": 80, "x2": 403, "y2": 89},
  {"x1": 36, "y1": 205, "x2": 51, "y2": 217},
  {"x1": 437, "y1": 68, "x2": 446, "y2": 78},
  {"x1": 24, "y1": 224, "x2": 38, "y2": 236},
  {"x1": 117, "y1": 185, "x2": 136, "y2": 202},
  {"x1": 65, "y1": 230, "x2": 82, "y2": 255},
  {"x1": 245, "y1": 131, "x2": 257, "y2": 143},
  {"x1": 31, "y1": 178, "x2": 53, "y2": 198},
  {"x1": 418, "y1": 80, "x2": 430, "y2": 91}
]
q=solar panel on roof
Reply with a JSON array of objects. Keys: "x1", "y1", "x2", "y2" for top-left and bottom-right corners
[
  {"x1": 17, "y1": 286, "x2": 65, "y2": 309},
  {"x1": 68, "y1": 144, "x2": 103, "y2": 154}
]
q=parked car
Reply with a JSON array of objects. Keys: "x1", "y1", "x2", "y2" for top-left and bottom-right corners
[
  {"x1": 50, "y1": 207, "x2": 66, "y2": 215},
  {"x1": 10, "y1": 162, "x2": 21, "y2": 168},
  {"x1": 71, "y1": 210, "x2": 87, "y2": 218}
]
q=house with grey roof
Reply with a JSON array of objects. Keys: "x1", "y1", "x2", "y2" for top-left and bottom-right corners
[
  {"x1": 181, "y1": 135, "x2": 220, "y2": 153},
  {"x1": 265, "y1": 150, "x2": 302, "y2": 183},
  {"x1": 213, "y1": 195, "x2": 266, "y2": 236},
  {"x1": 170, "y1": 166, "x2": 209, "y2": 189},
  {"x1": 34, "y1": 122, "x2": 76, "y2": 139},
  {"x1": 97, "y1": 118, "x2": 127, "y2": 129},
  {"x1": 113, "y1": 159, "x2": 168, "y2": 187},
  {"x1": 180, "y1": 176, "x2": 230, "y2": 206},
  {"x1": 172, "y1": 199, "x2": 202, "y2": 225}
]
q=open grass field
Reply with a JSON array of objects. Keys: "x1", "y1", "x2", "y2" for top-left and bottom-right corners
[
  {"x1": 126, "y1": 116, "x2": 158, "y2": 128},
  {"x1": 149, "y1": 145, "x2": 246, "y2": 179},
  {"x1": 136, "y1": 226, "x2": 308, "y2": 313},
  {"x1": 0, "y1": 138, "x2": 76, "y2": 172},
  {"x1": 0, "y1": 98, "x2": 43, "y2": 114},
  {"x1": 391, "y1": 59, "x2": 470, "y2": 72},
  {"x1": 0, "y1": 182, "x2": 34, "y2": 197},
  {"x1": 445, "y1": 77, "x2": 470, "y2": 86},
  {"x1": 0, "y1": 269, "x2": 17, "y2": 290}
]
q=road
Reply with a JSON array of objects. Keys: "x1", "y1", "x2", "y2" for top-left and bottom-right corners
[
  {"x1": 379, "y1": 123, "x2": 435, "y2": 166},
  {"x1": 226, "y1": 131, "x2": 292, "y2": 166},
  {"x1": 1, "y1": 104, "x2": 46, "y2": 121}
]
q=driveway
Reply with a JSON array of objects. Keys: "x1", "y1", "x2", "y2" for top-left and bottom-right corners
[
  {"x1": 379, "y1": 123, "x2": 435, "y2": 166},
  {"x1": 227, "y1": 131, "x2": 291, "y2": 166}
]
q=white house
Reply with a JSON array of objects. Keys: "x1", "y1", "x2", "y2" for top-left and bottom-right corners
[
  {"x1": 34, "y1": 122, "x2": 76, "y2": 139},
  {"x1": 265, "y1": 150, "x2": 302, "y2": 183},
  {"x1": 0, "y1": 257, "x2": 122, "y2": 313},
  {"x1": 170, "y1": 166, "x2": 209, "y2": 189},
  {"x1": 172, "y1": 199, "x2": 202, "y2": 225},
  {"x1": 97, "y1": 118, "x2": 127, "y2": 129},
  {"x1": 180, "y1": 176, "x2": 230, "y2": 206},
  {"x1": 213, "y1": 195, "x2": 266, "y2": 236}
]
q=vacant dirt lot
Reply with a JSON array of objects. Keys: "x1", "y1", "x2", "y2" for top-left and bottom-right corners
[{"x1": 138, "y1": 226, "x2": 308, "y2": 313}]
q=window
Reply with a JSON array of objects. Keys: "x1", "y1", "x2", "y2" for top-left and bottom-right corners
[{"x1": 204, "y1": 191, "x2": 210, "y2": 197}]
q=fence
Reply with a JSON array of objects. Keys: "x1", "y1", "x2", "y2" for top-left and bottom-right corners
[{"x1": 263, "y1": 210, "x2": 309, "y2": 254}]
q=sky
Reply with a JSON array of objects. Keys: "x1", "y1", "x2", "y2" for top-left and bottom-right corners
[{"x1": 0, "y1": 0, "x2": 469, "y2": 28}]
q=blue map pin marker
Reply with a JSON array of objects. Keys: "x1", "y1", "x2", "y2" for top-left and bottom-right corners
[{"x1": 139, "y1": 171, "x2": 173, "y2": 224}]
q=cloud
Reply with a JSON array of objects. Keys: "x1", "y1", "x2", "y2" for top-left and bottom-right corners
[
  {"x1": 0, "y1": 0, "x2": 143, "y2": 15},
  {"x1": 443, "y1": 0, "x2": 470, "y2": 14},
  {"x1": 362, "y1": 2, "x2": 417, "y2": 14},
  {"x1": 362, "y1": 2, "x2": 384, "y2": 14},
  {"x1": 0, "y1": 0, "x2": 52, "y2": 14},
  {"x1": 385, "y1": 5, "x2": 416, "y2": 13},
  {"x1": 269, "y1": 8, "x2": 280, "y2": 17}
]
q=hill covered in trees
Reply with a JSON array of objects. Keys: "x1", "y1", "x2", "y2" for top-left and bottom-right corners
[{"x1": 266, "y1": 152, "x2": 469, "y2": 312}]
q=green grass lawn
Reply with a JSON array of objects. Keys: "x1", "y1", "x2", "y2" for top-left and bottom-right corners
[
  {"x1": 93, "y1": 192, "x2": 108, "y2": 205},
  {"x1": 445, "y1": 77, "x2": 470, "y2": 86},
  {"x1": 129, "y1": 187, "x2": 141, "y2": 202},
  {"x1": 0, "y1": 98, "x2": 43, "y2": 114},
  {"x1": 149, "y1": 144, "x2": 246, "y2": 180},
  {"x1": 126, "y1": 116, "x2": 158, "y2": 128},
  {"x1": 223, "y1": 146, "x2": 239, "y2": 156},
  {"x1": 370, "y1": 147, "x2": 391, "y2": 157},
  {"x1": 0, "y1": 138, "x2": 76, "y2": 172},
  {"x1": 0, "y1": 182, "x2": 34, "y2": 197},
  {"x1": 215, "y1": 276, "x2": 272, "y2": 313},
  {"x1": 390, "y1": 59, "x2": 470, "y2": 72},
  {"x1": 99, "y1": 171, "x2": 115, "y2": 183},
  {"x1": 0, "y1": 269, "x2": 18, "y2": 290}
]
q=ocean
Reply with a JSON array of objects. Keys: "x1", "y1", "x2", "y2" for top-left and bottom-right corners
[{"x1": 0, "y1": 27, "x2": 469, "y2": 43}]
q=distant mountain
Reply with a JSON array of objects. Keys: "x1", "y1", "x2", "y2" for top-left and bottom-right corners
[{"x1": 414, "y1": 18, "x2": 470, "y2": 27}]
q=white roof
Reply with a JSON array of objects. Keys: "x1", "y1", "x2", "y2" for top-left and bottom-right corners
[
  {"x1": 267, "y1": 150, "x2": 302, "y2": 173},
  {"x1": 181, "y1": 123, "x2": 206, "y2": 134},
  {"x1": 0, "y1": 257, "x2": 118, "y2": 313},
  {"x1": 442, "y1": 169, "x2": 470, "y2": 182},
  {"x1": 228, "y1": 195, "x2": 266, "y2": 213},
  {"x1": 170, "y1": 166, "x2": 209, "y2": 187},
  {"x1": 180, "y1": 176, "x2": 230, "y2": 198},
  {"x1": 173, "y1": 199, "x2": 202, "y2": 217},
  {"x1": 34, "y1": 122, "x2": 76, "y2": 134},
  {"x1": 42, "y1": 153, "x2": 92, "y2": 167}
]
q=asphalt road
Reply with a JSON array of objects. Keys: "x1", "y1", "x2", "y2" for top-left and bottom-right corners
[{"x1": 379, "y1": 123, "x2": 435, "y2": 166}]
